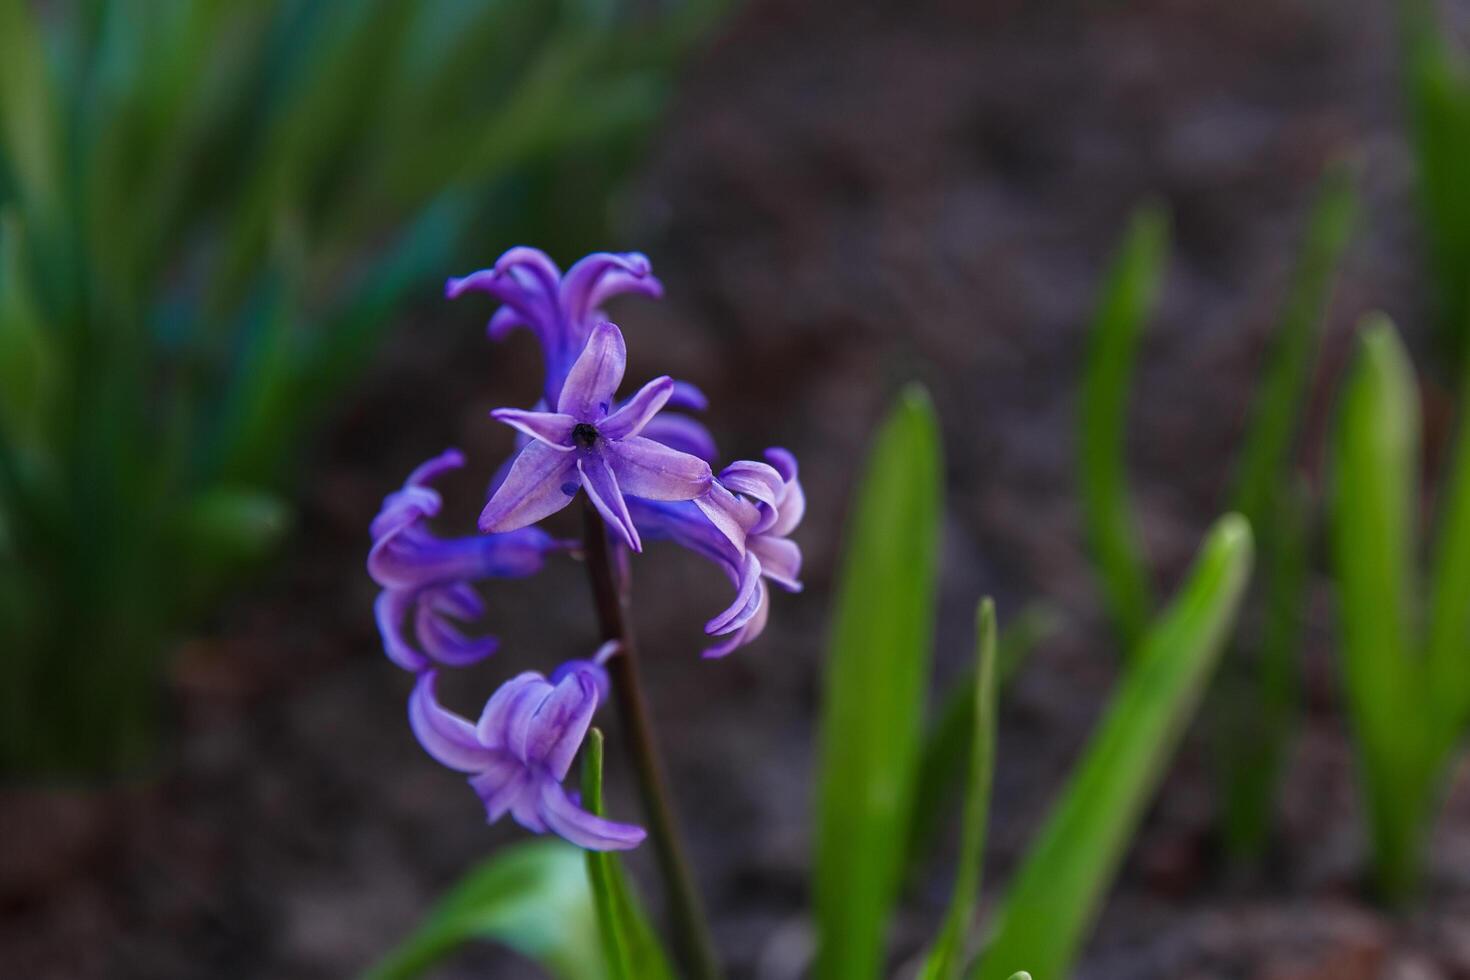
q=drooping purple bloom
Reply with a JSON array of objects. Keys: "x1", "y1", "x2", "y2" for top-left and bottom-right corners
[
  {"x1": 446, "y1": 247, "x2": 663, "y2": 406},
  {"x1": 409, "y1": 662, "x2": 645, "y2": 850},
  {"x1": 369, "y1": 449, "x2": 562, "y2": 671},
  {"x1": 629, "y1": 448, "x2": 805, "y2": 657},
  {"x1": 479, "y1": 320, "x2": 713, "y2": 552}
]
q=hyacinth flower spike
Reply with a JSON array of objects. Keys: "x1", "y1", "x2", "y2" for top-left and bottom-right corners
[
  {"x1": 479, "y1": 320, "x2": 713, "y2": 551},
  {"x1": 369, "y1": 449, "x2": 563, "y2": 672},
  {"x1": 409, "y1": 654, "x2": 645, "y2": 851}
]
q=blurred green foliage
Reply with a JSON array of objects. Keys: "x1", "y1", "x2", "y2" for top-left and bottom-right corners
[{"x1": 0, "y1": 0, "x2": 721, "y2": 775}]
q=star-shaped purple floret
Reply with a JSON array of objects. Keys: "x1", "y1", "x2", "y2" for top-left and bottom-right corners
[
  {"x1": 479, "y1": 320, "x2": 713, "y2": 551},
  {"x1": 409, "y1": 663, "x2": 645, "y2": 851}
]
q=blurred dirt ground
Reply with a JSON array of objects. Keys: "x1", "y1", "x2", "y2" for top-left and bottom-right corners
[{"x1": 6, "y1": 0, "x2": 1470, "y2": 977}]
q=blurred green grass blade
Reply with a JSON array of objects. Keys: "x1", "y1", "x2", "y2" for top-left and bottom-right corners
[
  {"x1": 814, "y1": 385, "x2": 943, "y2": 980},
  {"x1": 1218, "y1": 478, "x2": 1311, "y2": 859},
  {"x1": 1329, "y1": 316, "x2": 1430, "y2": 901},
  {"x1": 905, "y1": 603, "x2": 1062, "y2": 873},
  {"x1": 1402, "y1": 0, "x2": 1470, "y2": 361},
  {"x1": 366, "y1": 839, "x2": 604, "y2": 980},
  {"x1": 1426, "y1": 356, "x2": 1470, "y2": 752},
  {"x1": 580, "y1": 728, "x2": 675, "y2": 980},
  {"x1": 1217, "y1": 164, "x2": 1353, "y2": 860},
  {"x1": 0, "y1": 0, "x2": 61, "y2": 220},
  {"x1": 974, "y1": 514, "x2": 1254, "y2": 980},
  {"x1": 1079, "y1": 204, "x2": 1170, "y2": 655},
  {"x1": 918, "y1": 599, "x2": 998, "y2": 980},
  {"x1": 1230, "y1": 162, "x2": 1356, "y2": 525}
]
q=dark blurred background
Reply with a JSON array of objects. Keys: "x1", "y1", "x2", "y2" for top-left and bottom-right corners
[{"x1": 3, "y1": 0, "x2": 1468, "y2": 977}]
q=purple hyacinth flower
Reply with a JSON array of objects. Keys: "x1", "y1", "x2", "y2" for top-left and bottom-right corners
[
  {"x1": 628, "y1": 448, "x2": 805, "y2": 657},
  {"x1": 479, "y1": 320, "x2": 713, "y2": 552},
  {"x1": 409, "y1": 663, "x2": 645, "y2": 850},
  {"x1": 369, "y1": 449, "x2": 561, "y2": 671},
  {"x1": 446, "y1": 247, "x2": 663, "y2": 406}
]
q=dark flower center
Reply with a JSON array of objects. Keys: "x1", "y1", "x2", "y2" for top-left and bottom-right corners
[{"x1": 572, "y1": 423, "x2": 600, "y2": 448}]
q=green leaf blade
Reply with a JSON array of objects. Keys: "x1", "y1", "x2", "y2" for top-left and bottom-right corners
[
  {"x1": 975, "y1": 514, "x2": 1254, "y2": 980},
  {"x1": 1079, "y1": 204, "x2": 1170, "y2": 655},
  {"x1": 366, "y1": 839, "x2": 604, "y2": 980},
  {"x1": 1328, "y1": 315, "x2": 1430, "y2": 902},
  {"x1": 814, "y1": 384, "x2": 943, "y2": 980},
  {"x1": 918, "y1": 599, "x2": 998, "y2": 980},
  {"x1": 580, "y1": 728, "x2": 675, "y2": 980}
]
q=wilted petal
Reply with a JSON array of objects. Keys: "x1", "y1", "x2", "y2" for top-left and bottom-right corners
[
  {"x1": 479, "y1": 441, "x2": 580, "y2": 533},
  {"x1": 524, "y1": 669, "x2": 599, "y2": 780},
  {"x1": 579, "y1": 454, "x2": 641, "y2": 552},
  {"x1": 375, "y1": 590, "x2": 430, "y2": 671},
  {"x1": 640, "y1": 413, "x2": 718, "y2": 463},
  {"x1": 491, "y1": 408, "x2": 577, "y2": 450},
  {"x1": 537, "y1": 780, "x2": 646, "y2": 851},
  {"x1": 608, "y1": 437, "x2": 711, "y2": 502},
  {"x1": 600, "y1": 376, "x2": 674, "y2": 440},
  {"x1": 557, "y1": 321, "x2": 626, "y2": 419},
  {"x1": 409, "y1": 672, "x2": 497, "y2": 772}
]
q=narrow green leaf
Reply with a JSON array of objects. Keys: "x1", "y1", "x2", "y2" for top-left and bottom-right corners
[
  {"x1": 1217, "y1": 478, "x2": 1311, "y2": 859},
  {"x1": 918, "y1": 599, "x2": 998, "y2": 980},
  {"x1": 366, "y1": 839, "x2": 604, "y2": 980},
  {"x1": 1402, "y1": 0, "x2": 1470, "y2": 363},
  {"x1": 581, "y1": 728, "x2": 675, "y2": 980},
  {"x1": 814, "y1": 384, "x2": 943, "y2": 980},
  {"x1": 975, "y1": 514, "x2": 1254, "y2": 980},
  {"x1": 1230, "y1": 162, "x2": 1356, "y2": 527},
  {"x1": 1328, "y1": 316, "x2": 1431, "y2": 902},
  {"x1": 906, "y1": 603, "x2": 1061, "y2": 873},
  {"x1": 0, "y1": 0, "x2": 61, "y2": 221},
  {"x1": 1079, "y1": 204, "x2": 1170, "y2": 655},
  {"x1": 1217, "y1": 163, "x2": 1354, "y2": 860},
  {"x1": 1427, "y1": 351, "x2": 1470, "y2": 754}
]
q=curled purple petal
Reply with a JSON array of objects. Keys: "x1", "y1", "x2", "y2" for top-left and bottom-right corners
[
  {"x1": 479, "y1": 441, "x2": 580, "y2": 533},
  {"x1": 477, "y1": 673, "x2": 552, "y2": 748},
  {"x1": 415, "y1": 591, "x2": 499, "y2": 666},
  {"x1": 751, "y1": 536, "x2": 803, "y2": 592},
  {"x1": 706, "y1": 551, "x2": 764, "y2": 635},
  {"x1": 524, "y1": 669, "x2": 600, "y2": 781},
  {"x1": 409, "y1": 672, "x2": 497, "y2": 772},
  {"x1": 560, "y1": 252, "x2": 660, "y2": 327},
  {"x1": 375, "y1": 590, "x2": 430, "y2": 671},
  {"x1": 703, "y1": 591, "x2": 770, "y2": 659},
  {"x1": 537, "y1": 780, "x2": 646, "y2": 851}
]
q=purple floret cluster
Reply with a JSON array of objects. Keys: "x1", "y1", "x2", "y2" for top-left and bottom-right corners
[{"x1": 367, "y1": 249, "x2": 804, "y2": 850}]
